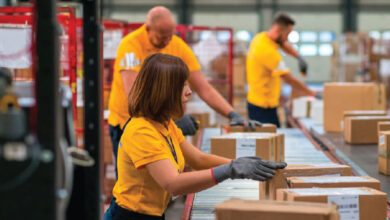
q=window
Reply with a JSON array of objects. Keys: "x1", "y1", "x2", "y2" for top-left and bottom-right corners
[
  {"x1": 217, "y1": 31, "x2": 231, "y2": 43},
  {"x1": 319, "y1": 31, "x2": 335, "y2": 42},
  {"x1": 369, "y1": 31, "x2": 381, "y2": 40},
  {"x1": 382, "y1": 31, "x2": 390, "y2": 40},
  {"x1": 319, "y1": 44, "x2": 333, "y2": 56},
  {"x1": 288, "y1": 31, "x2": 299, "y2": 43},
  {"x1": 300, "y1": 31, "x2": 317, "y2": 42},
  {"x1": 299, "y1": 44, "x2": 317, "y2": 56},
  {"x1": 235, "y1": 30, "x2": 253, "y2": 42}
]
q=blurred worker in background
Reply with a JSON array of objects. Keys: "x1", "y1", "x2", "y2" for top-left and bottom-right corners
[
  {"x1": 108, "y1": 6, "x2": 261, "y2": 176},
  {"x1": 246, "y1": 13, "x2": 320, "y2": 127},
  {"x1": 104, "y1": 53, "x2": 286, "y2": 220}
]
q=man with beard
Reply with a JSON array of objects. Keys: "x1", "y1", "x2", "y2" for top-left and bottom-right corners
[{"x1": 246, "y1": 13, "x2": 319, "y2": 127}]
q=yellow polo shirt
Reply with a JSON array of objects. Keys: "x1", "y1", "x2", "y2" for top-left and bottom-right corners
[
  {"x1": 108, "y1": 25, "x2": 201, "y2": 128},
  {"x1": 113, "y1": 117, "x2": 186, "y2": 216},
  {"x1": 246, "y1": 32, "x2": 290, "y2": 108}
]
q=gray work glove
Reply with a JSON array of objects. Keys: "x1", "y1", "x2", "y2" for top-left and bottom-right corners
[
  {"x1": 175, "y1": 114, "x2": 199, "y2": 136},
  {"x1": 212, "y1": 156, "x2": 287, "y2": 183},
  {"x1": 298, "y1": 55, "x2": 308, "y2": 77},
  {"x1": 228, "y1": 111, "x2": 262, "y2": 131}
]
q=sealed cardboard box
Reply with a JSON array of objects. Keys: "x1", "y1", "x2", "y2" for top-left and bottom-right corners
[
  {"x1": 344, "y1": 116, "x2": 390, "y2": 144},
  {"x1": 310, "y1": 100, "x2": 324, "y2": 125},
  {"x1": 342, "y1": 110, "x2": 387, "y2": 129},
  {"x1": 190, "y1": 112, "x2": 210, "y2": 129},
  {"x1": 378, "y1": 121, "x2": 390, "y2": 133},
  {"x1": 222, "y1": 124, "x2": 277, "y2": 133},
  {"x1": 378, "y1": 131, "x2": 390, "y2": 175},
  {"x1": 324, "y1": 83, "x2": 386, "y2": 132},
  {"x1": 275, "y1": 133, "x2": 285, "y2": 162},
  {"x1": 260, "y1": 163, "x2": 352, "y2": 200},
  {"x1": 292, "y1": 96, "x2": 314, "y2": 118},
  {"x1": 276, "y1": 187, "x2": 387, "y2": 220},
  {"x1": 287, "y1": 176, "x2": 380, "y2": 190},
  {"x1": 210, "y1": 133, "x2": 277, "y2": 160},
  {"x1": 214, "y1": 198, "x2": 339, "y2": 220},
  {"x1": 104, "y1": 124, "x2": 113, "y2": 163}
]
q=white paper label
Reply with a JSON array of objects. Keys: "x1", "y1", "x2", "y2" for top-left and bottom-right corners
[
  {"x1": 380, "y1": 135, "x2": 385, "y2": 146},
  {"x1": 236, "y1": 138, "x2": 256, "y2": 158},
  {"x1": 328, "y1": 195, "x2": 359, "y2": 220}
]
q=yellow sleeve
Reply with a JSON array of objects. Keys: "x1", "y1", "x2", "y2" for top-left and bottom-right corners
[
  {"x1": 115, "y1": 40, "x2": 142, "y2": 73},
  {"x1": 121, "y1": 127, "x2": 170, "y2": 169},
  {"x1": 176, "y1": 37, "x2": 201, "y2": 72},
  {"x1": 170, "y1": 120, "x2": 185, "y2": 144}
]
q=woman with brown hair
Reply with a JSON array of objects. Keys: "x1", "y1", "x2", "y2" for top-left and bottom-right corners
[{"x1": 104, "y1": 53, "x2": 286, "y2": 220}]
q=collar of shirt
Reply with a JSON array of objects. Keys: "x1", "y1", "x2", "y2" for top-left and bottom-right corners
[
  {"x1": 146, "y1": 118, "x2": 171, "y2": 137},
  {"x1": 263, "y1": 32, "x2": 280, "y2": 49}
]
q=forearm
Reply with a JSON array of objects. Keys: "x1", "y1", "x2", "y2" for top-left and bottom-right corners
[
  {"x1": 282, "y1": 41, "x2": 299, "y2": 58},
  {"x1": 193, "y1": 152, "x2": 231, "y2": 170},
  {"x1": 197, "y1": 84, "x2": 233, "y2": 117},
  {"x1": 283, "y1": 74, "x2": 315, "y2": 96},
  {"x1": 121, "y1": 70, "x2": 138, "y2": 96},
  {"x1": 167, "y1": 169, "x2": 216, "y2": 196}
]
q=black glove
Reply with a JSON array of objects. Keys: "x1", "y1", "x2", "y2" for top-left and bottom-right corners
[
  {"x1": 228, "y1": 111, "x2": 262, "y2": 131},
  {"x1": 212, "y1": 156, "x2": 287, "y2": 183},
  {"x1": 298, "y1": 55, "x2": 308, "y2": 77},
  {"x1": 175, "y1": 114, "x2": 199, "y2": 136}
]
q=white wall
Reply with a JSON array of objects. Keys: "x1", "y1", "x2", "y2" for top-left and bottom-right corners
[
  {"x1": 192, "y1": 12, "x2": 259, "y2": 34},
  {"x1": 110, "y1": 12, "x2": 179, "y2": 24},
  {"x1": 358, "y1": 13, "x2": 390, "y2": 32}
]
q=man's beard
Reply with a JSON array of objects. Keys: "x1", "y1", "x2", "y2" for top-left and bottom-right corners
[{"x1": 275, "y1": 34, "x2": 285, "y2": 46}]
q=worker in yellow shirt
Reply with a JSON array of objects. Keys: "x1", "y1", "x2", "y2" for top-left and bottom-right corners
[
  {"x1": 108, "y1": 6, "x2": 260, "y2": 176},
  {"x1": 247, "y1": 13, "x2": 320, "y2": 127},
  {"x1": 104, "y1": 53, "x2": 286, "y2": 220}
]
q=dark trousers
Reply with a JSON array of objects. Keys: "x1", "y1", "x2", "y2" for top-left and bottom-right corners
[
  {"x1": 109, "y1": 125, "x2": 123, "y2": 179},
  {"x1": 247, "y1": 102, "x2": 280, "y2": 128},
  {"x1": 104, "y1": 198, "x2": 165, "y2": 220}
]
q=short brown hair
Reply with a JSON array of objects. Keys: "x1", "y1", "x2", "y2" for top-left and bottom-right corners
[
  {"x1": 273, "y1": 13, "x2": 295, "y2": 27},
  {"x1": 128, "y1": 53, "x2": 189, "y2": 124}
]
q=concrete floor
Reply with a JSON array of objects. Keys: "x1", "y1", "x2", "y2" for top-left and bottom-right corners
[{"x1": 165, "y1": 195, "x2": 186, "y2": 220}]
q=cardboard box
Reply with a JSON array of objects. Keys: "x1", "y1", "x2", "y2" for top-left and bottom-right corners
[
  {"x1": 286, "y1": 176, "x2": 380, "y2": 190},
  {"x1": 310, "y1": 100, "x2": 324, "y2": 125},
  {"x1": 190, "y1": 112, "x2": 210, "y2": 129},
  {"x1": 344, "y1": 116, "x2": 390, "y2": 144},
  {"x1": 378, "y1": 131, "x2": 390, "y2": 175},
  {"x1": 275, "y1": 133, "x2": 285, "y2": 162},
  {"x1": 222, "y1": 124, "x2": 277, "y2": 133},
  {"x1": 233, "y1": 56, "x2": 246, "y2": 88},
  {"x1": 324, "y1": 83, "x2": 386, "y2": 132},
  {"x1": 260, "y1": 163, "x2": 352, "y2": 200},
  {"x1": 210, "y1": 133, "x2": 277, "y2": 160},
  {"x1": 342, "y1": 110, "x2": 387, "y2": 130},
  {"x1": 276, "y1": 187, "x2": 387, "y2": 220},
  {"x1": 214, "y1": 198, "x2": 339, "y2": 220},
  {"x1": 378, "y1": 121, "x2": 390, "y2": 133},
  {"x1": 292, "y1": 96, "x2": 314, "y2": 118}
]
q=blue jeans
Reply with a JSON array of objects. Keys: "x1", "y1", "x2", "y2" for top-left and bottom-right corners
[
  {"x1": 104, "y1": 198, "x2": 165, "y2": 220},
  {"x1": 109, "y1": 125, "x2": 123, "y2": 179},
  {"x1": 247, "y1": 102, "x2": 280, "y2": 128}
]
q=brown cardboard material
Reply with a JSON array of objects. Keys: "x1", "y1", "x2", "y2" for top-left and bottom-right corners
[
  {"x1": 343, "y1": 110, "x2": 387, "y2": 118},
  {"x1": 189, "y1": 113, "x2": 210, "y2": 129},
  {"x1": 260, "y1": 164, "x2": 353, "y2": 200},
  {"x1": 214, "y1": 198, "x2": 340, "y2": 220},
  {"x1": 378, "y1": 131, "x2": 390, "y2": 175},
  {"x1": 276, "y1": 187, "x2": 387, "y2": 220},
  {"x1": 223, "y1": 124, "x2": 277, "y2": 133},
  {"x1": 275, "y1": 133, "x2": 285, "y2": 162},
  {"x1": 324, "y1": 83, "x2": 386, "y2": 132},
  {"x1": 344, "y1": 116, "x2": 390, "y2": 144},
  {"x1": 286, "y1": 176, "x2": 380, "y2": 190},
  {"x1": 378, "y1": 121, "x2": 390, "y2": 133},
  {"x1": 104, "y1": 124, "x2": 113, "y2": 163},
  {"x1": 210, "y1": 133, "x2": 277, "y2": 160}
]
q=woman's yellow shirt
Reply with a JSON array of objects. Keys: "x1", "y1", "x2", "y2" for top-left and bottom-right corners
[{"x1": 113, "y1": 117, "x2": 185, "y2": 216}]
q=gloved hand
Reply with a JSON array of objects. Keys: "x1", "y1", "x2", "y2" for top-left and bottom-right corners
[
  {"x1": 228, "y1": 111, "x2": 262, "y2": 131},
  {"x1": 212, "y1": 156, "x2": 287, "y2": 183},
  {"x1": 298, "y1": 55, "x2": 308, "y2": 77},
  {"x1": 314, "y1": 92, "x2": 323, "y2": 100},
  {"x1": 175, "y1": 114, "x2": 199, "y2": 136}
]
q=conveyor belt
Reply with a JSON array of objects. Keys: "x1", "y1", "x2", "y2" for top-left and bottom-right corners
[
  {"x1": 298, "y1": 118, "x2": 390, "y2": 200},
  {"x1": 188, "y1": 128, "x2": 333, "y2": 220}
]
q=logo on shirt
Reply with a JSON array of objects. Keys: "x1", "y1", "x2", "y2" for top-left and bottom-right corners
[
  {"x1": 120, "y1": 52, "x2": 141, "y2": 69},
  {"x1": 275, "y1": 60, "x2": 288, "y2": 71},
  {"x1": 119, "y1": 141, "x2": 123, "y2": 148}
]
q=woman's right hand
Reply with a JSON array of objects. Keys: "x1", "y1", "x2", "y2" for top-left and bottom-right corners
[{"x1": 212, "y1": 156, "x2": 287, "y2": 183}]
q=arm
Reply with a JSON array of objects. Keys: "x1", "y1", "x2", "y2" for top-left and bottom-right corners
[
  {"x1": 282, "y1": 41, "x2": 299, "y2": 58},
  {"x1": 120, "y1": 70, "x2": 138, "y2": 97},
  {"x1": 188, "y1": 70, "x2": 233, "y2": 117},
  {"x1": 147, "y1": 159, "x2": 216, "y2": 196},
  {"x1": 281, "y1": 73, "x2": 315, "y2": 96},
  {"x1": 180, "y1": 140, "x2": 231, "y2": 170}
]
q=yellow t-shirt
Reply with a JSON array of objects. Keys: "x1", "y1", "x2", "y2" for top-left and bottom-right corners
[
  {"x1": 108, "y1": 25, "x2": 201, "y2": 128},
  {"x1": 246, "y1": 32, "x2": 290, "y2": 108},
  {"x1": 113, "y1": 117, "x2": 186, "y2": 216}
]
